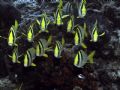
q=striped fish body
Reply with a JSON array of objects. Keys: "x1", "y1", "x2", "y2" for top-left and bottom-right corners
[
  {"x1": 54, "y1": 41, "x2": 63, "y2": 58},
  {"x1": 91, "y1": 20, "x2": 99, "y2": 42},
  {"x1": 74, "y1": 50, "x2": 88, "y2": 68},
  {"x1": 41, "y1": 14, "x2": 50, "y2": 33},
  {"x1": 78, "y1": 0, "x2": 87, "y2": 18},
  {"x1": 11, "y1": 48, "x2": 19, "y2": 63},
  {"x1": 63, "y1": 1, "x2": 73, "y2": 14},
  {"x1": 67, "y1": 15, "x2": 74, "y2": 32},
  {"x1": 27, "y1": 25, "x2": 34, "y2": 42},
  {"x1": 36, "y1": 14, "x2": 49, "y2": 33},
  {"x1": 35, "y1": 39, "x2": 47, "y2": 57},
  {"x1": 74, "y1": 26, "x2": 85, "y2": 45},
  {"x1": 8, "y1": 27, "x2": 16, "y2": 46},
  {"x1": 41, "y1": 15, "x2": 47, "y2": 32},
  {"x1": 24, "y1": 48, "x2": 36, "y2": 67},
  {"x1": 55, "y1": 9, "x2": 63, "y2": 26}
]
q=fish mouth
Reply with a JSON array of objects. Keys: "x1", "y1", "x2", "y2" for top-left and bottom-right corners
[
  {"x1": 8, "y1": 43, "x2": 13, "y2": 46},
  {"x1": 28, "y1": 38, "x2": 33, "y2": 42}
]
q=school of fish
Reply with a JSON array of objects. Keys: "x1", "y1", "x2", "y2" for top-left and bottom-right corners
[{"x1": 0, "y1": 0, "x2": 105, "y2": 68}]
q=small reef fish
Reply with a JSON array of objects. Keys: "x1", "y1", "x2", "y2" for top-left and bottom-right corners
[
  {"x1": 8, "y1": 27, "x2": 17, "y2": 46},
  {"x1": 74, "y1": 25, "x2": 87, "y2": 48},
  {"x1": 63, "y1": 1, "x2": 73, "y2": 14},
  {"x1": 36, "y1": 13, "x2": 50, "y2": 33},
  {"x1": 67, "y1": 15, "x2": 74, "y2": 33},
  {"x1": 90, "y1": 20, "x2": 105, "y2": 42},
  {"x1": 74, "y1": 50, "x2": 95, "y2": 68},
  {"x1": 54, "y1": 41, "x2": 63, "y2": 58},
  {"x1": 77, "y1": 0, "x2": 87, "y2": 18},
  {"x1": 27, "y1": 24, "x2": 34, "y2": 42},
  {"x1": 35, "y1": 39, "x2": 49, "y2": 57},
  {"x1": 24, "y1": 48, "x2": 36, "y2": 67},
  {"x1": 54, "y1": 8, "x2": 69, "y2": 26},
  {"x1": 9, "y1": 47, "x2": 20, "y2": 63},
  {"x1": 0, "y1": 20, "x2": 19, "y2": 46}
]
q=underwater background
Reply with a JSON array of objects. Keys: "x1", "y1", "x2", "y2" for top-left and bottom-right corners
[{"x1": 0, "y1": 0, "x2": 120, "y2": 90}]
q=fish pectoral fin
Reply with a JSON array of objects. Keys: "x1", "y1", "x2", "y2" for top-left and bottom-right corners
[
  {"x1": 56, "y1": 55, "x2": 62, "y2": 58},
  {"x1": 77, "y1": 16, "x2": 81, "y2": 18},
  {"x1": 0, "y1": 36, "x2": 7, "y2": 40},
  {"x1": 38, "y1": 30, "x2": 42, "y2": 33},
  {"x1": 71, "y1": 30, "x2": 75, "y2": 34},
  {"x1": 16, "y1": 35, "x2": 22, "y2": 40},
  {"x1": 81, "y1": 43, "x2": 87, "y2": 49},
  {"x1": 8, "y1": 55, "x2": 12, "y2": 58},
  {"x1": 74, "y1": 24, "x2": 79, "y2": 29},
  {"x1": 18, "y1": 54, "x2": 23, "y2": 58},
  {"x1": 36, "y1": 19, "x2": 41, "y2": 25},
  {"x1": 45, "y1": 30, "x2": 49, "y2": 33},
  {"x1": 88, "y1": 51, "x2": 95, "y2": 64},
  {"x1": 99, "y1": 32, "x2": 105, "y2": 37},
  {"x1": 14, "y1": 43, "x2": 18, "y2": 47},
  {"x1": 45, "y1": 47, "x2": 53, "y2": 52},
  {"x1": 62, "y1": 15, "x2": 69, "y2": 19},
  {"x1": 90, "y1": 39, "x2": 93, "y2": 42},
  {"x1": 43, "y1": 54, "x2": 48, "y2": 58},
  {"x1": 17, "y1": 60, "x2": 21, "y2": 64},
  {"x1": 31, "y1": 63, "x2": 36, "y2": 67}
]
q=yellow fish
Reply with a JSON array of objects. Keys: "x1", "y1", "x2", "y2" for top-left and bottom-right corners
[{"x1": 77, "y1": 0, "x2": 87, "y2": 18}]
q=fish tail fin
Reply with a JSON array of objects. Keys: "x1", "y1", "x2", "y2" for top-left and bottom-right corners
[{"x1": 88, "y1": 51, "x2": 95, "y2": 64}]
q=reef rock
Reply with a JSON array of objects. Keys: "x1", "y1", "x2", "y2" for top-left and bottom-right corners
[{"x1": 0, "y1": 0, "x2": 21, "y2": 28}]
